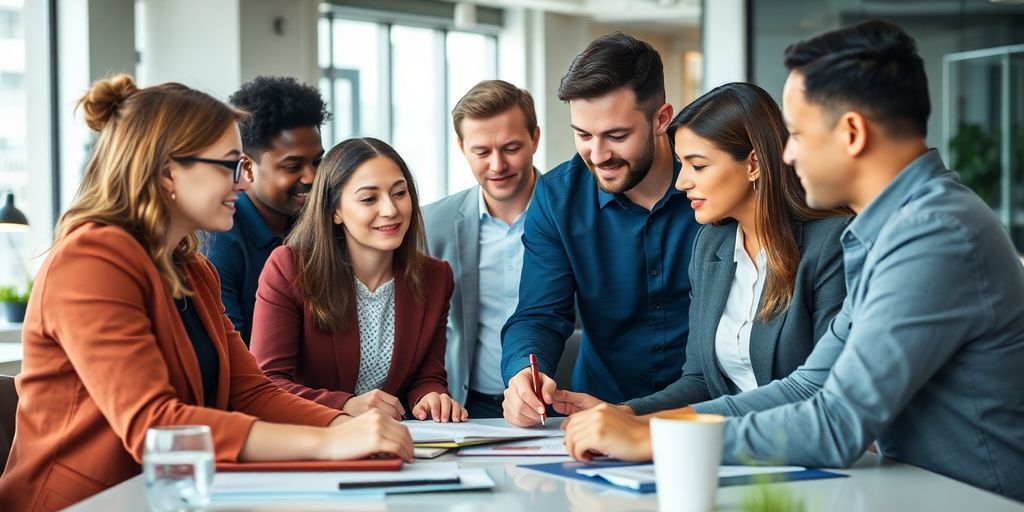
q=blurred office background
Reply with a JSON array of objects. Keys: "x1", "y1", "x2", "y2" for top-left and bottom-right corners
[{"x1": 0, "y1": 0, "x2": 1022, "y2": 289}]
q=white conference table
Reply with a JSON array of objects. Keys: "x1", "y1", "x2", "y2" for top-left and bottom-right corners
[{"x1": 68, "y1": 419, "x2": 1024, "y2": 512}]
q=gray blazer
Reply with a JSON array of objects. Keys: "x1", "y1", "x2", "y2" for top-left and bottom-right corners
[
  {"x1": 421, "y1": 187, "x2": 481, "y2": 404},
  {"x1": 625, "y1": 216, "x2": 850, "y2": 415}
]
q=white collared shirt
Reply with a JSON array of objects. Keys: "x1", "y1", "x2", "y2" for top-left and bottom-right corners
[
  {"x1": 714, "y1": 224, "x2": 767, "y2": 392},
  {"x1": 471, "y1": 189, "x2": 529, "y2": 394}
]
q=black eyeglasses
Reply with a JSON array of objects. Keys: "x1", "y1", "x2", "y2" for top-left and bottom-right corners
[{"x1": 171, "y1": 156, "x2": 244, "y2": 183}]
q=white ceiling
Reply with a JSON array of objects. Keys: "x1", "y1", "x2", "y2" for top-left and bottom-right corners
[{"x1": 441, "y1": 0, "x2": 702, "y2": 29}]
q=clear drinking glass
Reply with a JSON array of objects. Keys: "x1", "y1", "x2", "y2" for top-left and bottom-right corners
[{"x1": 143, "y1": 425, "x2": 215, "y2": 512}]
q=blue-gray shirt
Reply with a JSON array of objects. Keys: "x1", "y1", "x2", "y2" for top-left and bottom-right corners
[{"x1": 694, "y1": 150, "x2": 1024, "y2": 502}]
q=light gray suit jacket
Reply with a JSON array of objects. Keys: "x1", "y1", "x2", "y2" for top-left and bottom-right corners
[
  {"x1": 625, "y1": 216, "x2": 850, "y2": 415},
  {"x1": 422, "y1": 187, "x2": 482, "y2": 404}
]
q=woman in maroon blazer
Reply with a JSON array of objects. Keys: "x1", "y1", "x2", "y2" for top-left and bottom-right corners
[{"x1": 250, "y1": 137, "x2": 466, "y2": 422}]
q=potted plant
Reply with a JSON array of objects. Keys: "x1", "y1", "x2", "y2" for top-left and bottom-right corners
[{"x1": 0, "y1": 280, "x2": 32, "y2": 323}]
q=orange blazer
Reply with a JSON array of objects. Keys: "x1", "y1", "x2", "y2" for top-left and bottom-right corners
[
  {"x1": 250, "y1": 246, "x2": 454, "y2": 411},
  {"x1": 0, "y1": 224, "x2": 340, "y2": 511}
]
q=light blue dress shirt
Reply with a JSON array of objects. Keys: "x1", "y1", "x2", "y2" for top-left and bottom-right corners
[
  {"x1": 693, "y1": 150, "x2": 1024, "y2": 502},
  {"x1": 472, "y1": 191, "x2": 528, "y2": 394}
]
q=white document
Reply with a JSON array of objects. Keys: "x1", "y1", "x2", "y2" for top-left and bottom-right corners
[
  {"x1": 402, "y1": 420, "x2": 563, "y2": 443},
  {"x1": 214, "y1": 462, "x2": 460, "y2": 494},
  {"x1": 577, "y1": 464, "x2": 807, "y2": 490},
  {"x1": 458, "y1": 438, "x2": 569, "y2": 457},
  {"x1": 413, "y1": 447, "x2": 449, "y2": 459}
]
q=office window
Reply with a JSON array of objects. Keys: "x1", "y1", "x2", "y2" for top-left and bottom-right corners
[
  {"x1": 749, "y1": 0, "x2": 1024, "y2": 250},
  {"x1": 319, "y1": 13, "x2": 498, "y2": 203},
  {"x1": 0, "y1": 7, "x2": 21, "y2": 39},
  {"x1": 0, "y1": 0, "x2": 29, "y2": 290}
]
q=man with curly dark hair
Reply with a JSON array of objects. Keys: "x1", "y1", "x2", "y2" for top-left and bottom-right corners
[{"x1": 203, "y1": 76, "x2": 330, "y2": 346}]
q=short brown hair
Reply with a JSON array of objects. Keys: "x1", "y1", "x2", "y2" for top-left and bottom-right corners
[
  {"x1": 558, "y1": 32, "x2": 665, "y2": 119},
  {"x1": 452, "y1": 80, "x2": 537, "y2": 140}
]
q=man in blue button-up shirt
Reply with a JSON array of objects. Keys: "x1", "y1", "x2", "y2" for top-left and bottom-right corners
[
  {"x1": 562, "y1": 21, "x2": 1024, "y2": 502},
  {"x1": 500, "y1": 33, "x2": 700, "y2": 426},
  {"x1": 203, "y1": 77, "x2": 327, "y2": 345}
]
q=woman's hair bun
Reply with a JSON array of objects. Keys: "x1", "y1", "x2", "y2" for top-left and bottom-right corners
[{"x1": 79, "y1": 74, "x2": 139, "y2": 131}]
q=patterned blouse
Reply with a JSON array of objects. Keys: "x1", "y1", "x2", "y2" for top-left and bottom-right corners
[{"x1": 353, "y1": 278, "x2": 397, "y2": 395}]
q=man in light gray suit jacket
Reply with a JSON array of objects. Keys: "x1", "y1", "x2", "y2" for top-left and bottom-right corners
[{"x1": 423, "y1": 80, "x2": 540, "y2": 418}]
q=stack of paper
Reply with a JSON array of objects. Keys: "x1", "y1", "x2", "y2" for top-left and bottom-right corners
[
  {"x1": 403, "y1": 420, "x2": 563, "y2": 448},
  {"x1": 458, "y1": 438, "x2": 569, "y2": 457},
  {"x1": 212, "y1": 461, "x2": 495, "y2": 501}
]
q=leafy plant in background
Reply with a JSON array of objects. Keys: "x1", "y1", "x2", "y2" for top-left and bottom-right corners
[
  {"x1": 0, "y1": 280, "x2": 32, "y2": 304},
  {"x1": 950, "y1": 121, "x2": 1001, "y2": 205}
]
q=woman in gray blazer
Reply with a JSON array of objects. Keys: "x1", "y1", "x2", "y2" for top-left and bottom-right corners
[{"x1": 555, "y1": 83, "x2": 850, "y2": 454}]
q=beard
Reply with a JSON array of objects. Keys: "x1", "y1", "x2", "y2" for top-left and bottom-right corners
[{"x1": 586, "y1": 130, "x2": 656, "y2": 194}]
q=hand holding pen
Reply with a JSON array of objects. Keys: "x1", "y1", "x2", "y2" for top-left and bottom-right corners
[{"x1": 502, "y1": 353, "x2": 557, "y2": 428}]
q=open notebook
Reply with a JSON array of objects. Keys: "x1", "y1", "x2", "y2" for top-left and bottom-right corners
[{"x1": 403, "y1": 420, "x2": 562, "y2": 448}]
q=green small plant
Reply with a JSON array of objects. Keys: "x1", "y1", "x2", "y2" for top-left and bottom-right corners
[
  {"x1": 0, "y1": 280, "x2": 33, "y2": 304},
  {"x1": 741, "y1": 480, "x2": 806, "y2": 512}
]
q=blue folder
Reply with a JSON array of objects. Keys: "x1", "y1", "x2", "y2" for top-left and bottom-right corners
[{"x1": 519, "y1": 460, "x2": 847, "y2": 494}]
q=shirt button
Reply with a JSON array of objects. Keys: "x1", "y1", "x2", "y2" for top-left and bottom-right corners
[
  {"x1": 647, "y1": 218, "x2": 654, "y2": 225},
  {"x1": 654, "y1": 345, "x2": 662, "y2": 352},
  {"x1": 650, "y1": 270, "x2": 658, "y2": 277},
  {"x1": 654, "y1": 304, "x2": 662, "y2": 310}
]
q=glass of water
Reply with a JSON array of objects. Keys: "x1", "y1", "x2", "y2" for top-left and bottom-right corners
[{"x1": 143, "y1": 425, "x2": 215, "y2": 512}]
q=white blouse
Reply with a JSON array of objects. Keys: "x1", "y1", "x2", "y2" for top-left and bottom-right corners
[
  {"x1": 714, "y1": 224, "x2": 767, "y2": 392},
  {"x1": 353, "y1": 278, "x2": 396, "y2": 395}
]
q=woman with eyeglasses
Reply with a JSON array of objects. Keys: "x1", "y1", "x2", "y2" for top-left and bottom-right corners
[
  {"x1": 249, "y1": 137, "x2": 467, "y2": 423},
  {"x1": 0, "y1": 75, "x2": 412, "y2": 511},
  {"x1": 555, "y1": 82, "x2": 851, "y2": 462}
]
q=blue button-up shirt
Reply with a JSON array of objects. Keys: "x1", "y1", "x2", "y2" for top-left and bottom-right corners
[
  {"x1": 501, "y1": 154, "x2": 700, "y2": 404},
  {"x1": 695, "y1": 150, "x2": 1024, "y2": 502},
  {"x1": 202, "y1": 193, "x2": 281, "y2": 346}
]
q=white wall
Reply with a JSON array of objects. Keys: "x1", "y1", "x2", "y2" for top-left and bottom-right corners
[
  {"x1": 138, "y1": 0, "x2": 241, "y2": 99},
  {"x1": 239, "y1": 0, "x2": 319, "y2": 86},
  {"x1": 702, "y1": 0, "x2": 746, "y2": 91}
]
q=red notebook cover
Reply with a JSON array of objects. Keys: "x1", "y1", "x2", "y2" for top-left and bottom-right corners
[{"x1": 216, "y1": 458, "x2": 403, "y2": 472}]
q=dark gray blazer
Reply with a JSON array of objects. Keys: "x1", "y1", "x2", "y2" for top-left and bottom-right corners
[{"x1": 625, "y1": 216, "x2": 850, "y2": 415}]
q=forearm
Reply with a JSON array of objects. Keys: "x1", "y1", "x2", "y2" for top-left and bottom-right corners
[
  {"x1": 264, "y1": 375, "x2": 353, "y2": 410},
  {"x1": 499, "y1": 321, "x2": 573, "y2": 382},
  {"x1": 625, "y1": 376, "x2": 710, "y2": 416},
  {"x1": 239, "y1": 421, "x2": 327, "y2": 462},
  {"x1": 694, "y1": 325, "x2": 844, "y2": 417}
]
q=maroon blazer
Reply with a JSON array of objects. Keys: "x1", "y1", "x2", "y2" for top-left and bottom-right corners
[{"x1": 250, "y1": 246, "x2": 454, "y2": 410}]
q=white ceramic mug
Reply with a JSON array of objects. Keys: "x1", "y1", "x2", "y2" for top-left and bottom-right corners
[{"x1": 650, "y1": 413, "x2": 725, "y2": 512}]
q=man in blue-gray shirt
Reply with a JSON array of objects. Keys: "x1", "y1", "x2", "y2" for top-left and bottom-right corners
[
  {"x1": 500, "y1": 33, "x2": 700, "y2": 426},
  {"x1": 562, "y1": 21, "x2": 1024, "y2": 502},
  {"x1": 203, "y1": 77, "x2": 328, "y2": 345}
]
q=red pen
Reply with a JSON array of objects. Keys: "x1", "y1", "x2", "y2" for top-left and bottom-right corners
[{"x1": 529, "y1": 353, "x2": 547, "y2": 426}]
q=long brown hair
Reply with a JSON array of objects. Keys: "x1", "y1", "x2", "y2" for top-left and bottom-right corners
[
  {"x1": 669, "y1": 82, "x2": 848, "y2": 321},
  {"x1": 59, "y1": 74, "x2": 246, "y2": 298},
  {"x1": 286, "y1": 137, "x2": 426, "y2": 332}
]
